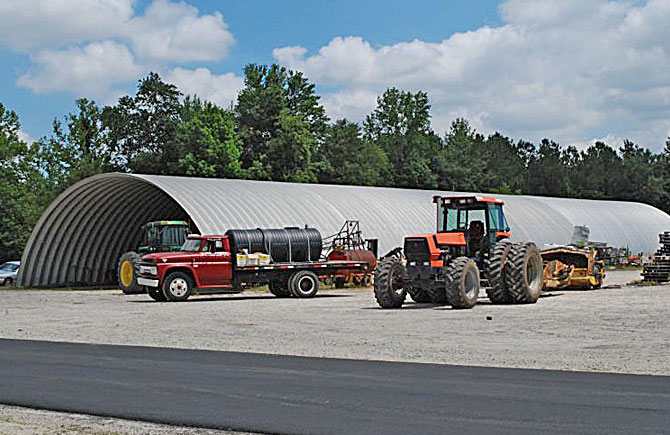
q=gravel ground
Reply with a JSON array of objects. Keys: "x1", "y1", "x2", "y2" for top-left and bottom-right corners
[
  {"x1": 0, "y1": 404, "x2": 251, "y2": 435},
  {"x1": 1, "y1": 269, "x2": 669, "y2": 375}
]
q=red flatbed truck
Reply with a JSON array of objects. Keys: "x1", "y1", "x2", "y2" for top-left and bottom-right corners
[{"x1": 137, "y1": 234, "x2": 371, "y2": 302}]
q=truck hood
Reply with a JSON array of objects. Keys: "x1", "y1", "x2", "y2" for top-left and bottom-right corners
[{"x1": 141, "y1": 252, "x2": 198, "y2": 263}]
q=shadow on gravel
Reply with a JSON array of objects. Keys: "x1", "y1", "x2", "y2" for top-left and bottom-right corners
[{"x1": 129, "y1": 293, "x2": 352, "y2": 303}]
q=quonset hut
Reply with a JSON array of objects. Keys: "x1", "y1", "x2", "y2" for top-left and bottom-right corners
[{"x1": 18, "y1": 173, "x2": 670, "y2": 287}]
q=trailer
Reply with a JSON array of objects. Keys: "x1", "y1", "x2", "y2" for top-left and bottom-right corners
[{"x1": 136, "y1": 230, "x2": 372, "y2": 302}]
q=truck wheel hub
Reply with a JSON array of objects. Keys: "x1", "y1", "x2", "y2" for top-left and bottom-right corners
[{"x1": 170, "y1": 278, "x2": 188, "y2": 297}]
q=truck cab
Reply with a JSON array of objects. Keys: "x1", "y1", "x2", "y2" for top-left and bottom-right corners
[{"x1": 138, "y1": 235, "x2": 233, "y2": 301}]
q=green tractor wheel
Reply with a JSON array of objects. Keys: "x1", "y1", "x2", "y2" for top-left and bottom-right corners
[{"x1": 117, "y1": 251, "x2": 142, "y2": 294}]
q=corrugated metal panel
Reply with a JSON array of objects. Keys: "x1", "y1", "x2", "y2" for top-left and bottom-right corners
[{"x1": 18, "y1": 173, "x2": 670, "y2": 287}]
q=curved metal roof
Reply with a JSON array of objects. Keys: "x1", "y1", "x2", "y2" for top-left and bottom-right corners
[{"x1": 18, "y1": 173, "x2": 670, "y2": 287}]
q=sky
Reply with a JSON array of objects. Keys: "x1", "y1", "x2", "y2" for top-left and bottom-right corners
[{"x1": 0, "y1": 0, "x2": 668, "y2": 150}]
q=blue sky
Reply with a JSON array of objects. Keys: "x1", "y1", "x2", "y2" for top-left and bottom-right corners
[{"x1": 0, "y1": 0, "x2": 668, "y2": 149}]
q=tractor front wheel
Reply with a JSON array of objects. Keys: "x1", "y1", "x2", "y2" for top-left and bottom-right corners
[
  {"x1": 445, "y1": 257, "x2": 481, "y2": 309},
  {"x1": 407, "y1": 284, "x2": 432, "y2": 303},
  {"x1": 117, "y1": 252, "x2": 141, "y2": 294},
  {"x1": 374, "y1": 257, "x2": 408, "y2": 308}
]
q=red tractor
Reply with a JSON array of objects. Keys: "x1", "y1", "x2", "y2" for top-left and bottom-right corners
[{"x1": 374, "y1": 195, "x2": 543, "y2": 309}]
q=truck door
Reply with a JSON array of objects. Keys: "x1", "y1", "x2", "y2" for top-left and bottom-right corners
[{"x1": 194, "y1": 239, "x2": 232, "y2": 287}]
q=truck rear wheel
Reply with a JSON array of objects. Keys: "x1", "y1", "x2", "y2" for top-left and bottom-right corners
[
  {"x1": 269, "y1": 279, "x2": 291, "y2": 298},
  {"x1": 117, "y1": 252, "x2": 141, "y2": 294},
  {"x1": 445, "y1": 257, "x2": 480, "y2": 309},
  {"x1": 147, "y1": 287, "x2": 167, "y2": 302},
  {"x1": 504, "y1": 242, "x2": 543, "y2": 304},
  {"x1": 373, "y1": 257, "x2": 408, "y2": 308},
  {"x1": 334, "y1": 277, "x2": 346, "y2": 288},
  {"x1": 162, "y1": 271, "x2": 194, "y2": 302},
  {"x1": 290, "y1": 271, "x2": 319, "y2": 298},
  {"x1": 486, "y1": 239, "x2": 514, "y2": 304}
]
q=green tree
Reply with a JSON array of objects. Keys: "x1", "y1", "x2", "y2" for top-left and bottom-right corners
[
  {"x1": 363, "y1": 88, "x2": 438, "y2": 188},
  {"x1": 102, "y1": 72, "x2": 182, "y2": 174},
  {"x1": 174, "y1": 97, "x2": 243, "y2": 178},
  {"x1": 236, "y1": 64, "x2": 327, "y2": 177},
  {"x1": 0, "y1": 104, "x2": 49, "y2": 262},
  {"x1": 526, "y1": 139, "x2": 569, "y2": 196},
  {"x1": 264, "y1": 109, "x2": 317, "y2": 182},
  {"x1": 433, "y1": 118, "x2": 483, "y2": 191},
  {"x1": 316, "y1": 119, "x2": 389, "y2": 185}
]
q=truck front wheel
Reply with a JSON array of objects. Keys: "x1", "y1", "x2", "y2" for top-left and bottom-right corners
[
  {"x1": 162, "y1": 271, "x2": 194, "y2": 302},
  {"x1": 289, "y1": 271, "x2": 320, "y2": 298}
]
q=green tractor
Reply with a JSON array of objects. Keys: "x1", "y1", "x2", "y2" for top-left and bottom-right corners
[{"x1": 117, "y1": 220, "x2": 190, "y2": 294}]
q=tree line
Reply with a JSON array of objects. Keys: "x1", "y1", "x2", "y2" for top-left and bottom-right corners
[{"x1": 2, "y1": 64, "x2": 670, "y2": 261}]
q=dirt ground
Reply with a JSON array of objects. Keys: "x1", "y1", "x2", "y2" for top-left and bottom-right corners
[
  {"x1": 1, "y1": 269, "x2": 669, "y2": 376},
  {"x1": 0, "y1": 404, "x2": 250, "y2": 435}
]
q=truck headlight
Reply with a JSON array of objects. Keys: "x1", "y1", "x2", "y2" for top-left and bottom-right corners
[{"x1": 140, "y1": 265, "x2": 157, "y2": 276}]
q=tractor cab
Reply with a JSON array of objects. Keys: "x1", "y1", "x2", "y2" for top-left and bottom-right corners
[
  {"x1": 138, "y1": 220, "x2": 190, "y2": 254},
  {"x1": 434, "y1": 195, "x2": 511, "y2": 256}
]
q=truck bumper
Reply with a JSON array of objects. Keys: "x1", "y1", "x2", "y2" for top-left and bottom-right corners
[{"x1": 137, "y1": 277, "x2": 159, "y2": 288}]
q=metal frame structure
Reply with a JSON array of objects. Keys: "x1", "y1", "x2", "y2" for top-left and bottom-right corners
[{"x1": 18, "y1": 173, "x2": 670, "y2": 287}]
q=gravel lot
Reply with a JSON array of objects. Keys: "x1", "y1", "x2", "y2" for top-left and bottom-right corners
[
  {"x1": 0, "y1": 405, "x2": 251, "y2": 435},
  {"x1": 1, "y1": 269, "x2": 669, "y2": 375}
]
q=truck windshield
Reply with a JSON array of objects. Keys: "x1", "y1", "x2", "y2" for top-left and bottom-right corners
[{"x1": 181, "y1": 239, "x2": 203, "y2": 252}]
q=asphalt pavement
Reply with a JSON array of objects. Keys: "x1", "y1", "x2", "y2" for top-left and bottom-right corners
[{"x1": 0, "y1": 339, "x2": 668, "y2": 434}]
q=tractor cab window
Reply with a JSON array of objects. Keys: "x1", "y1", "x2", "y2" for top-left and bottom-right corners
[
  {"x1": 439, "y1": 205, "x2": 486, "y2": 232},
  {"x1": 160, "y1": 226, "x2": 188, "y2": 247},
  {"x1": 488, "y1": 204, "x2": 508, "y2": 231},
  {"x1": 181, "y1": 238, "x2": 203, "y2": 252}
]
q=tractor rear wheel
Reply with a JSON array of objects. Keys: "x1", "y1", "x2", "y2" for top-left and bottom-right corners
[
  {"x1": 117, "y1": 252, "x2": 141, "y2": 294},
  {"x1": 407, "y1": 284, "x2": 432, "y2": 303},
  {"x1": 373, "y1": 257, "x2": 408, "y2": 308},
  {"x1": 445, "y1": 257, "x2": 480, "y2": 309},
  {"x1": 269, "y1": 279, "x2": 291, "y2": 298},
  {"x1": 504, "y1": 242, "x2": 543, "y2": 304},
  {"x1": 486, "y1": 239, "x2": 514, "y2": 304}
]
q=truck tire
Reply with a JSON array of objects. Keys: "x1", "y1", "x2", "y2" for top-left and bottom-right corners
[
  {"x1": 445, "y1": 257, "x2": 480, "y2": 309},
  {"x1": 269, "y1": 279, "x2": 291, "y2": 298},
  {"x1": 334, "y1": 277, "x2": 346, "y2": 288},
  {"x1": 162, "y1": 271, "x2": 194, "y2": 302},
  {"x1": 504, "y1": 242, "x2": 543, "y2": 304},
  {"x1": 407, "y1": 284, "x2": 432, "y2": 303},
  {"x1": 147, "y1": 287, "x2": 167, "y2": 302},
  {"x1": 289, "y1": 271, "x2": 320, "y2": 298},
  {"x1": 117, "y1": 251, "x2": 142, "y2": 294},
  {"x1": 486, "y1": 239, "x2": 514, "y2": 304},
  {"x1": 373, "y1": 257, "x2": 407, "y2": 308}
]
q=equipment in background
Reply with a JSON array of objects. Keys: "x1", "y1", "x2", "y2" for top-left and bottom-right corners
[
  {"x1": 373, "y1": 195, "x2": 544, "y2": 310},
  {"x1": 226, "y1": 227, "x2": 322, "y2": 264},
  {"x1": 117, "y1": 220, "x2": 190, "y2": 294},
  {"x1": 642, "y1": 232, "x2": 670, "y2": 282},
  {"x1": 541, "y1": 246, "x2": 605, "y2": 290},
  {"x1": 323, "y1": 221, "x2": 378, "y2": 288}
]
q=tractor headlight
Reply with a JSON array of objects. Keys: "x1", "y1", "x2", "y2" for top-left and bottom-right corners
[{"x1": 140, "y1": 265, "x2": 157, "y2": 276}]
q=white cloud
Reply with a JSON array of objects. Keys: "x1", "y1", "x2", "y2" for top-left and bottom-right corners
[
  {"x1": 18, "y1": 129, "x2": 35, "y2": 144},
  {"x1": 0, "y1": 0, "x2": 134, "y2": 51},
  {"x1": 17, "y1": 41, "x2": 145, "y2": 99},
  {"x1": 166, "y1": 67, "x2": 244, "y2": 109},
  {"x1": 6, "y1": 0, "x2": 235, "y2": 100},
  {"x1": 273, "y1": 0, "x2": 670, "y2": 149},
  {"x1": 128, "y1": 0, "x2": 234, "y2": 62}
]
